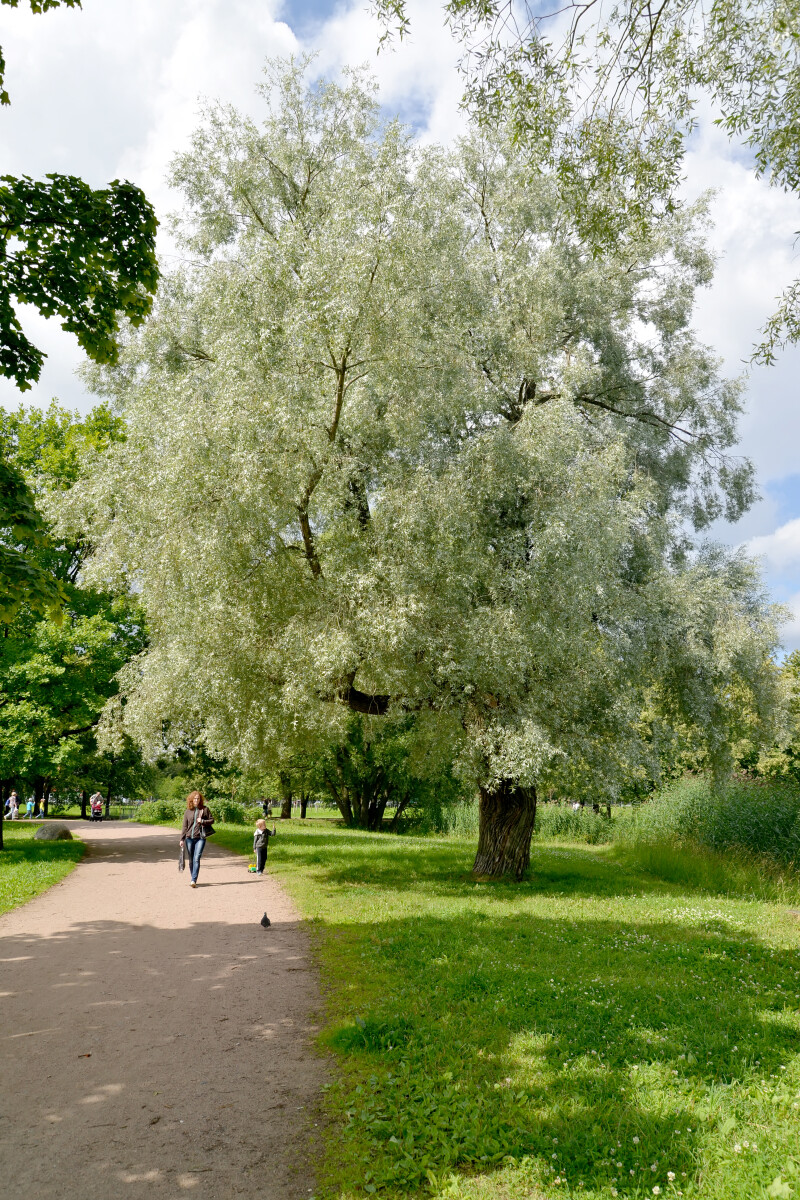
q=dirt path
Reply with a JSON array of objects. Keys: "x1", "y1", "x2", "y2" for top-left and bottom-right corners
[{"x1": 0, "y1": 821, "x2": 326, "y2": 1199}]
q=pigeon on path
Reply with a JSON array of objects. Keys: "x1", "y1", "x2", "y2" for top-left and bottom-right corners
[{"x1": 260, "y1": 912, "x2": 271, "y2": 928}]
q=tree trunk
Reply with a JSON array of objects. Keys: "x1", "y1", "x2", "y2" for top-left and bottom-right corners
[
  {"x1": 279, "y1": 773, "x2": 292, "y2": 820},
  {"x1": 472, "y1": 781, "x2": 537, "y2": 880},
  {"x1": 105, "y1": 781, "x2": 112, "y2": 819},
  {"x1": 388, "y1": 792, "x2": 411, "y2": 832},
  {"x1": 80, "y1": 789, "x2": 88, "y2": 820},
  {"x1": 299, "y1": 792, "x2": 308, "y2": 819}
]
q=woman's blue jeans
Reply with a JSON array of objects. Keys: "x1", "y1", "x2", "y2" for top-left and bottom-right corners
[{"x1": 185, "y1": 836, "x2": 206, "y2": 883}]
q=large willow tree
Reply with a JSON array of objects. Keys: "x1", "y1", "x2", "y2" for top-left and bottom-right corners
[{"x1": 62, "y1": 61, "x2": 782, "y2": 878}]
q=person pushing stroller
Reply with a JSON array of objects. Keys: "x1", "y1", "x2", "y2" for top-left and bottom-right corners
[{"x1": 252, "y1": 819, "x2": 276, "y2": 875}]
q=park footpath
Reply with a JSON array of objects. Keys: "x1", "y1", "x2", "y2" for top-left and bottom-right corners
[{"x1": 0, "y1": 821, "x2": 325, "y2": 1199}]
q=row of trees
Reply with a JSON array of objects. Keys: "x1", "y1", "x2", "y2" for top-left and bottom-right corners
[
  {"x1": 0, "y1": 403, "x2": 156, "y2": 842},
  {"x1": 54, "y1": 61, "x2": 786, "y2": 878}
]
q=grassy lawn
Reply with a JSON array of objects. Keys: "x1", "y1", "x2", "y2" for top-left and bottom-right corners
[
  {"x1": 0, "y1": 821, "x2": 84, "y2": 915},
  {"x1": 208, "y1": 819, "x2": 800, "y2": 1200}
]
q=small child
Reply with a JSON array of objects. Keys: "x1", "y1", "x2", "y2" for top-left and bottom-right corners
[{"x1": 253, "y1": 819, "x2": 277, "y2": 875}]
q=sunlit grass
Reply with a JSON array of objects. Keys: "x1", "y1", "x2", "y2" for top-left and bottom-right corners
[
  {"x1": 0, "y1": 821, "x2": 84, "y2": 914},
  {"x1": 207, "y1": 818, "x2": 800, "y2": 1199}
]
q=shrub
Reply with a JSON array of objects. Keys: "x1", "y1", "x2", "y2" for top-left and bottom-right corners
[
  {"x1": 134, "y1": 798, "x2": 185, "y2": 824},
  {"x1": 207, "y1": 797, "x2": 250, "y2": 825},
  {"x1": 537, "y1": 804, "x2": 607, "y2": 843},
  {"x1": 628, "y1": 775, "x2": 800, "y2": 864}
]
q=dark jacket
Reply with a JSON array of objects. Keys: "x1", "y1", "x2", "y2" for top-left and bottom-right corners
[
  {"x1": 253, "y1": 826, "x2": 276, "y2": 851},
  {"x1": 181, "y1": 806, "x2": 213, "y2": 840}
]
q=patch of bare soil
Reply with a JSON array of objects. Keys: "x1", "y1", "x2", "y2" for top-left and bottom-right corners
[{"x1": 0, "y1": 821, "x2": 326, "y2": 1199}]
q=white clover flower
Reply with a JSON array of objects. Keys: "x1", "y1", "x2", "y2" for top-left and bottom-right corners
[
  {"x1": 651, "y1": 1163, "x2": 658, "y2": 1171},
  {"x1": 733, "y1": 1144, "x2": 742, "y2": 1153},
  {"x1": 653, "y1": 1188, "x2": 661, "y2": 1196},
  {"x1": 633, "y1": 1136, "x2": 640, "y2": 1144},
  {"x1": 668, "y1": 1171, "x2": 676, "y2": 1181}
]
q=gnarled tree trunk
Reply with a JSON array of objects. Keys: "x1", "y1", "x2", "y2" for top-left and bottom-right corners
[{"x1": 472, "y1": 781, "x2": 537, "y2": 880}]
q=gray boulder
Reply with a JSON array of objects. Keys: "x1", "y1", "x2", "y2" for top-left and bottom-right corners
[{"x1": 34, "y1": 823, "x2": 73, "y2": 841}]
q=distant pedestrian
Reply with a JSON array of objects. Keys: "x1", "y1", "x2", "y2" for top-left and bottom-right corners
[
  {"x1": 7, "y1": 794, "x2": 19, "y2": 820},
  {"x1": 4, "y1": 790, "x2": 18, "y2": 816},
  {"x1": 260, "y1": 797, "x2": 272, "y2": 819},
  {"x1": 90, "y1": 792, "x2": 104, "y2": 821},
  {"x1": 252, "y1": 819, "x2": 276, "y2": 875},
  {"x1": 179, "y1": 791, "x2": 215, "y2": 887},
  {"x1": 24, "y1": 797, "x2": 34, "y2": 819}
]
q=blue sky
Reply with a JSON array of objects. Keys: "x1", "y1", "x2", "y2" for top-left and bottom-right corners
[{"x1": 1, "y1": 0, "x2": 799, "y2": 644}]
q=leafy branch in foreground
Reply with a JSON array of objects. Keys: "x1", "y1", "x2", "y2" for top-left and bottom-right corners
[{"x1": 0, "y1": 0, "x2": 158, "y2": 623}]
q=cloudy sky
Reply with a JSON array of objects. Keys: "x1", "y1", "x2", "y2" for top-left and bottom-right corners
[{"x1": 1, "y1": 0, "x2": 799, "y2": 644}]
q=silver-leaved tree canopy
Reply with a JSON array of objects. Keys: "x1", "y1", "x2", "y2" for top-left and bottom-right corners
[{"x1": 60, "y1": 61, "x2": 784, "y2": 878}]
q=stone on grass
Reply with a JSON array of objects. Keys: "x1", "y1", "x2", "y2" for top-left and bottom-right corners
[{"x1": 34, "y1": 824, "x2": 73, "y2": 841}]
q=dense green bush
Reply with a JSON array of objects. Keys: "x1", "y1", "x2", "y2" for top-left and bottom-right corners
[
  {"x1": 628, "y1": 775, "x2": 800, "y2": 864},
  {"x1": 207, "y1": 797, "x2": 250, "y2": 825},
  {"x1": 535, "y1": 803, "x2": 624, "y2": 844},
  {"x1": 134, "y1": 798, "x2": 185, "y2": 824},
  {"x1": 135, "y1": 796, "x2": 256, "y2": 826}
]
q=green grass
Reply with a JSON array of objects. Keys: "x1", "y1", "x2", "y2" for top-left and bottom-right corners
[
  {"x1": 203, "y1": 819, "x2": 800, "y2": 1200},
  {"x1": 0, "y1": 821, "x2": 84, "y2": 914}
]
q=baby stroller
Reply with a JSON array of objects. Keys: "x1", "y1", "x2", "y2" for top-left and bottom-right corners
[{"x1": 90, "y1": 797, "x2": 103, "y2": 822}]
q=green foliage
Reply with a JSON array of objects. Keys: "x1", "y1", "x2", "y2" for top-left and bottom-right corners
[
  {"x1": 374, "y1": 0, "x2": 800, "y2": 358},
  {"x1": 536, "y1": 804, "x2": 622, "y2": 845},
  {"x1": 0, "y1": 403, "x2": 148, "y2": 801},
  {"x1": 626, "y1": 775, "x2": 800, "y2": 865},
  {"x1": 65, "y1": 62, "x2": 782, "y2": 835},
  {"x1": 0, "y1": 449, "x2": 66, "y2": 621},
  {"x1": 134, "y1": 795, "x2": 254, "y2": 826},
  {"x1": 208, "y1": 817, "x2": 800, "y2": 1199},
  {"x1": 315, "y1": 714, "x2": 467, "y2": 830},
  {"x1": 134, "y1": 798, "x2": 186, "y2": 825},
  {"x1": 0, "y1": 820, "x2": 83, "y2": 914},
  {"x1": 0, "y1": 174, "x2": 158, "y2": 390}
]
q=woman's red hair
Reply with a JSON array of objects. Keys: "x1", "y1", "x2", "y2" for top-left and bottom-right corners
[{"x1": 186, "y1": 790, "x2": 206, "y2": 810}]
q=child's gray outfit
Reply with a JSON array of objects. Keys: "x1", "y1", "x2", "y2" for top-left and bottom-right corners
[{"x1": 253, "y1": 826, "x2": 275, "y2": 874}]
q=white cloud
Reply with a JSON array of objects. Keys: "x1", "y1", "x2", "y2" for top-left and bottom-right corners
[
  {"x1": 309, "y1": 0, "x2": 465, "y2": 144},
  {"x1": 747, "y1": 517, "x2": 800, "y2": 573}
]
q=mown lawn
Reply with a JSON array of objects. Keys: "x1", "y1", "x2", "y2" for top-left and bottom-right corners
[
  {"x1": 0, "y1": 821, "x2": 84, "y2": 914},
  {"x1": 211, "y1": 819, "x2": 800, "y2": 1200}
]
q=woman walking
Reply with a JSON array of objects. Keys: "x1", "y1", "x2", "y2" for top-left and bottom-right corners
[{"x1": 179, "y1": 791, "x2": 214, "y2": 887}]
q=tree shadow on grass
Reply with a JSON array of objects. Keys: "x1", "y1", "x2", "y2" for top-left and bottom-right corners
[
  {"x1": 273, "y1": 829, "x2": 673, "y2": 902},
  {"x1": 320, "y1": 908, "x2": 800, "y2": 1197}
]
